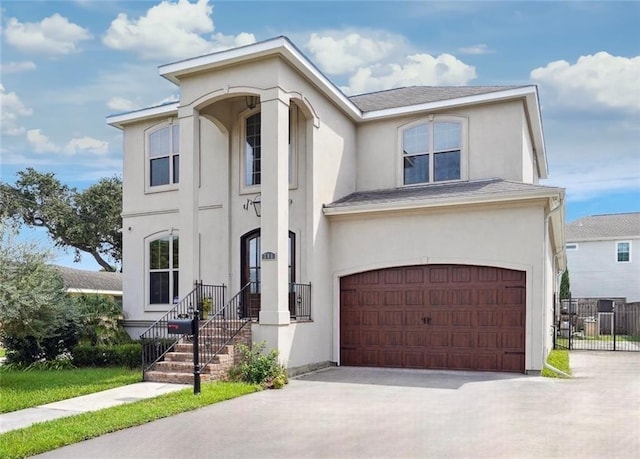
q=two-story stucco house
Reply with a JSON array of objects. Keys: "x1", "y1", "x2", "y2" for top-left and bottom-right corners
[
  {"x1": 107, "y1": 36, "x2": 565, "y2": 376},
  {"x1": 566, "y1": 213, "x2": 640, "y2": 302}
]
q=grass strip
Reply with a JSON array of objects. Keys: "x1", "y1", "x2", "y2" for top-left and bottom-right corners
[
  {"x1": 541, "y1": 349, "x2": 571, "y2": 378},
  {"x1": 0, "y1": 367, "x2": 141, "y2": 413},
  {"x1": 0, "y1": 381, "x2": 260, "y2": 459}
]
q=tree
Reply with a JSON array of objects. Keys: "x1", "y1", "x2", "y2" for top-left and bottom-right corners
[
  {"x1": 0, "y1": 222, "x2": 81, "y2": 364},
  {"x1": 560, "y1": 268, "x2": 571, "y2": 300},
  {"x1": 0, "y1": 168, "x2": 122, "y2": 271}
]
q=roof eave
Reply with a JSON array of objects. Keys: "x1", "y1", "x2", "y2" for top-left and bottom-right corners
[
  {"x1": 323, "y1": 188, "x2": 563, "y2": 217},
  {"x1": 158, "y1": 36, "x2": 362, "y2": 121},
  {"x1": 106, "y1": 102, "x2": 179, "y2": 129}
]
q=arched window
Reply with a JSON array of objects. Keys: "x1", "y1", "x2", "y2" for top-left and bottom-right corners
[
  {"x1": 148, "y1": 123, "x2": 179, "y2": 187},
  {"x1": 148, "y1": 235, "x2": 179, "y2": 304},
  {"x1": 402, "y1": 120, "x2": 462, "y2": 185}
]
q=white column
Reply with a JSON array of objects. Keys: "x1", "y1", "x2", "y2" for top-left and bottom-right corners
[
  {"x1": 259, "y1": 90, "x2": 290, "y2": 325},
  {"x1": 178, "y1": 107, "x2": 200, "y2": 296}
]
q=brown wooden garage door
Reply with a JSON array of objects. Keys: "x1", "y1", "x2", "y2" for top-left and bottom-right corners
[{"x1": 340, "y1": 265, "x2": 526, "y2": 373}]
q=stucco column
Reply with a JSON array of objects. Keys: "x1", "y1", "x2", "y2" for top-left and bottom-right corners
[
  {"x1": 259, "y1": 91, "x2": 290, "y2": 326},
  {"x1": 178, "y1": 106, "x2": 200, "y2": 297}
]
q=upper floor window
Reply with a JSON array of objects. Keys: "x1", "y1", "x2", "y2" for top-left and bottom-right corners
[
  {"x1": 149, "y1": 235, "x2": 179, "y2": 304},
  {"x1": 245, "y1": 113, "x2": 261, "y2": 186},
  {"x1": 149, "y1": 124, "x2": 179, "y2": 187},
  {"x1": 243, "y1": 107, "x2": 298, "y2": 190},
  {"x1": 616, "y1": 241, "x2": 631, "y2": 263},
  {"x1": 402, "y1": 121, "x2": 461, "y2": 185}
]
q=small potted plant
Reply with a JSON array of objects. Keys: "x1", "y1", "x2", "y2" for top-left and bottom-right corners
[{"x1": 200, "y1": 297, "x2": 213, "y2": 319}]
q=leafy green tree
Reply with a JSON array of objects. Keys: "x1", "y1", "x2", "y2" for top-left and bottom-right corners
[
  {"x1": 0, "y1": 222, "x2": 81, "y2": 364},
  {"x1": 0, "y1": 168, "x2": 122, "y2": 272},
  {"x1": 72, "y1": 294, "x2": 130, "y2": 346},
  {"x1": 560, "y1": 268, "x2": 571, "y2": 300}
]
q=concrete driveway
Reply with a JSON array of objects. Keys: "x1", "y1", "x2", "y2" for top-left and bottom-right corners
[{"x1": 37, "y1": 351, "x2": 640, "y2": 458}]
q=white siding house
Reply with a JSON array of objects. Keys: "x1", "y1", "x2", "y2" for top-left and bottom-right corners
[
  {"x1": 107, "y1": 36, "x2": 565, "y2": 375},
  {"x1": 566, "y1": 213, "x2": 640, "y2": 302}
]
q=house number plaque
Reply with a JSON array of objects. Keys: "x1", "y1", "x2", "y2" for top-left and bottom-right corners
[{"x1": 262, "y1": 251, "x2": 276, "y2": 260}]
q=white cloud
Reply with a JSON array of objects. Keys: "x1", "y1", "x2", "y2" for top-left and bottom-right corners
[
  {"x1": 345, "y1": 53, "x2": 477, "y2": 94},
  {"x1": 26, "y1": 129, "x2": 60, "y2": 153},
  {"x1": 102, "y1": 0, "x2": 255, "y2": 60},
  {"x1": 0, "y1": 85, "x2": 32, "y2": 136},
  {"x1": 3, "y1": 14, "x2": 92, "y2": 56},
  {"x1": 0, "y1": 61, "x2": 37, "y2": 74},
  {"x1": 458, "y1": 44, "x2": 494, "y2": 55},
  {"x1": 531, "y1": 52, "x2": 640, "y2": 112},
  {"x1": 64, "y1": 137, "x2": 110, "y2": 156},
  {"x1": 107, "y1": 96, "x2": 139, "y2": 112},
  {"x1": 306, "y1": 31, "x2": 405, "y2": 75}
]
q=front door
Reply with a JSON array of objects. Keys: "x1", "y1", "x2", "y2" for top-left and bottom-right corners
[{"x1": 240, "y1": 229, "x2": 295, "y2": 318}]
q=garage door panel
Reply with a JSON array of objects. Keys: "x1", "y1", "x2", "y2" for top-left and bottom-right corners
[
  {"x1": 428, "y1": 331, "x2": 449, "y2": 347},
  {"x1": 340, "y1": 265, "x2": 525, "y2": 373},
  {"x1": 380, "y1": 310, "x2": 404, "y2": 326},
  {"x1": 406, "y1": 290, "x2": 424, "y2": 305},
  {"x1": 406, "y1": 330, "x2": 427, "y2": 346},
  {"x1": 449, "y1": 352, "x2": 474, "y2": 370},
  {"x1": 477, "y1": 354, "x2": 499, "y2": 371},
  {"x1": 382, "y1": 330, "x2": 404, "y2": 346},
  {"x1": 451, "y1": 332, "x2": 474, "y2": 348},
  {"x1": 478, "y1": 332, "x2": 499, "y2": 348},
  {"x1": 381, "y1": 350, "x2": 403, "y2": 367}
]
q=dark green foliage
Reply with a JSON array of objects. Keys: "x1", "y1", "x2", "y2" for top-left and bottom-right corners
[
  {"x1": 72, "y1": 294, "x2": 130, "y2": 346},
  {"x1": 228, "y1": 341, "x2": 288, "y2": 388},
  {"x1": 0, "y1": 168, "x2": 122, "y2": 271},
  {"x1": 560, "y1": 268, "x2": 570, "y2": 300},
  {"x1": 71, "y1": 343, "x2": 142, "y2": 368},
  {"x1": 0, "y1": 223, "x2": 82, "y2": 364}
]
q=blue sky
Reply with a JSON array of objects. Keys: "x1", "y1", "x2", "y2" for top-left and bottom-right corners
[{"x1": 1, "y1": 0, "x2": 639, "y2": 271}]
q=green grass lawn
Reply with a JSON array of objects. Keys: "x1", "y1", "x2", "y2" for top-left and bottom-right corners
[
  {"x1": 541, "y1": 349, "x2": 571, "y2": 378},
  {"x1": 0, "y1": 367, "x2": 141, "y2": 413},
  {"x1": 0, "y1": 381, "x2": 260, "y2": 459}
]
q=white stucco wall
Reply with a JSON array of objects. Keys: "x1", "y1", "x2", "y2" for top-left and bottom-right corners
[
  {"x1": 566, "y1": 238, "x2": 640, "y2": 302},
  {"x1": 355, "y1": 101, "x2": 527, "y2": 191}
]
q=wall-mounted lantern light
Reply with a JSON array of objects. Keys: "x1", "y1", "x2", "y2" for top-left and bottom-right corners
[
  {"x1": 243, "y1": 193, "x2": 261, "y2": 217},
  {"x1": 245, "y1": 95, "x2": 259, "y2": 110}
]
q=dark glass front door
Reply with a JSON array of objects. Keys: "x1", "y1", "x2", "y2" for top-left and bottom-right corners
[{"x1": 240, "y1": 229, "x2": 295, "y2": 318}]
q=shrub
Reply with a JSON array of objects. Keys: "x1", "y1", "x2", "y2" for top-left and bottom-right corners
[
  {"x1": 72, "y1": 343, "x2": 141, "y2": 368},
  {"x1": 72, "y1": 294, "x2": 130, "y2": 346},
  {"x1": 228, "y1": 341, "x2": 288, "y2": 389}
]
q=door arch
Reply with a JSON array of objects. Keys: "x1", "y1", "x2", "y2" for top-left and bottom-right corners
[{"x1": 240, "y1": 229, "x2": 296, "y2": 318}]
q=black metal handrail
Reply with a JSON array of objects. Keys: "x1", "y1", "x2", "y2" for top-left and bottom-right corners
[
  {"x1": 140, "y1": 281, "x2": 226, "y2": 373},
  {"x1": 290, "y1": 282, "x2": 312, "y2": 321},
  {"x1": 198, "y1": 283, "x2": 253, "y2": 369}
]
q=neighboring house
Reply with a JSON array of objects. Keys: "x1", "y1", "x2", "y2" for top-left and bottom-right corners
[
  {"x1": 107, "y1": 36, "x2": 565, "y2": 374},
  {"x1": 54, "y1": 265, "x2": 123, "y2": 305},
  {"x1": 565, "y1": 213, "x2": 640, "y2": 302}
]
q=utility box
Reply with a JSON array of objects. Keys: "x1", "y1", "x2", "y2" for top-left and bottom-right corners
[{"x1": 167, "y1": 318, "x2": 193, "y2": 335}]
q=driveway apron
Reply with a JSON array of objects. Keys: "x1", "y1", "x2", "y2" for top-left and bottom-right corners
[{"x1": 35, "y1": 351, "x2": 640, "y2": 458}]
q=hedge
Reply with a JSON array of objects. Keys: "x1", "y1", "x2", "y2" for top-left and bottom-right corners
[{"x1": 72, "y1": 343, "x2": 142, "y2": 368}]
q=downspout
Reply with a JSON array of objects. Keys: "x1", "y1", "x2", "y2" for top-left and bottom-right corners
[
  {"x1": 542, "y1": 195, "x2": 563, "y2": 372},
  {"x1": 544, "y1": 360, "x2": 571, "y2": 378}
]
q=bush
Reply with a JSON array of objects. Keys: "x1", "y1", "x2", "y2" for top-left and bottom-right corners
[
  {"x1": 72, "y1": 294, "x2": 130, "y2": 346},
  {"x1": 228, "y1": 341, "x2": 288, "y2": 389},
  {"x1": 72, "y1": 343, "x2": 141, "y2": 368}
]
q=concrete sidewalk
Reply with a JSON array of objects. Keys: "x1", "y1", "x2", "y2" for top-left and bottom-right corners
[{"x1": 0, "y1": 382, "x2": 190, "y2": 433}]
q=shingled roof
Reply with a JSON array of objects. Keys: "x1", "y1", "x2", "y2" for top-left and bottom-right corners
[
  {"x1": 566, "y1": 213, "x2": 640, "y2": 241},
  {"x1": 54, "y1": 265, "x2": 123, "y2": 294},
  {"x1": 324, "y1": 179, "x2": 563, "y2": 212},
  {"x1": 348, "y1": 86, "x2": 525, "y2": 112}
]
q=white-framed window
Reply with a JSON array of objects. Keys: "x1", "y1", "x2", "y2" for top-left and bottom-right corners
[
  {"x1": 566, "y1": 244, "x2": 578, "y2": 250},
  {"x1": 148, "y1": 235, "x2": 179, "y2": 305},
  {"x1": 241, "y1": 106, "x2": 298, "y2": 192},
  {"x1": 147, "y1": 123, "x2": 179, "y2": 188},
  {"x1": 616, "y1": 241, "x2": 631, "y2": 263},
  {"x1": 400, "y1": 117, "x2": 465, "y2": 186}
]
